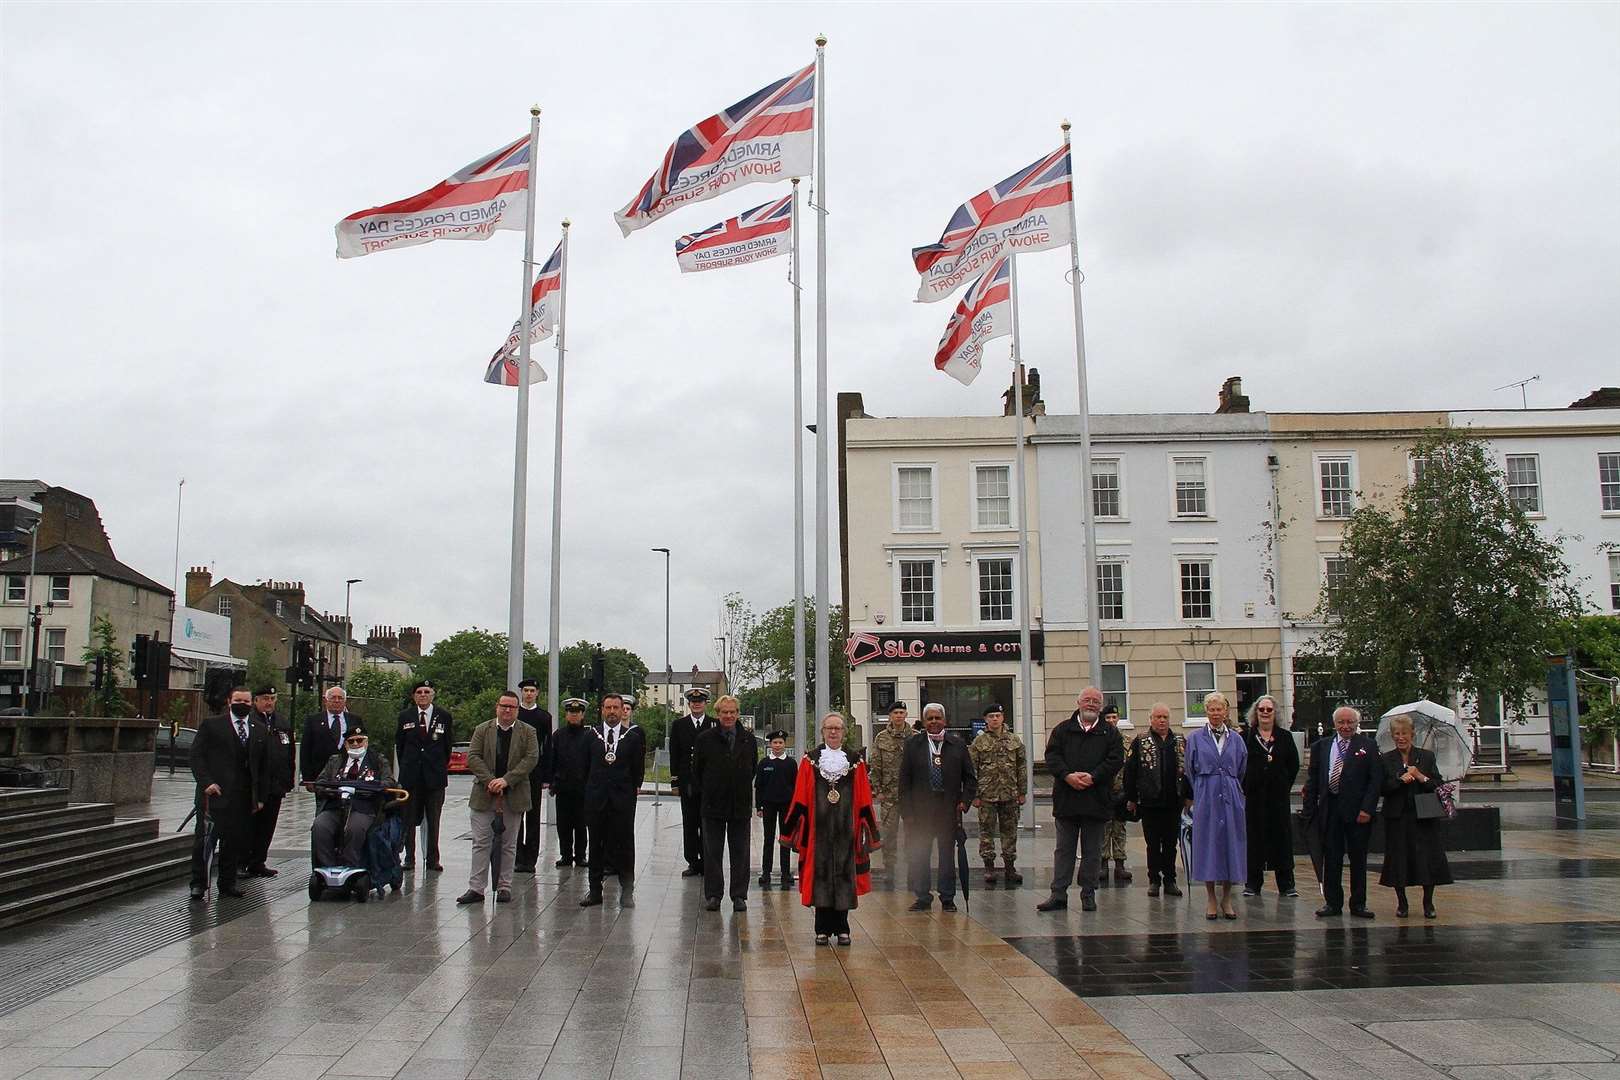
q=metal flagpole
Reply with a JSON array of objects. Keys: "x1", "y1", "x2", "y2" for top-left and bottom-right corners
[
  {"x1": 547, "y1": 220, "x2": 571, "y2": 723},
  {"x1": 812, "y1": 34, "x2": 831, "y2": 728},
  {"x1": 506, "y1": 106, "x2": 542, "y2": 692},
  {"x1": 790, "y1": 178, "x2": 808, "y2": 755},
  {"x1": 1007, "y1": 255, "x2": 1037, "y2": 830},
  {"x1": 1061, "y1": 120, "x2": 1103, "y2": 689}
]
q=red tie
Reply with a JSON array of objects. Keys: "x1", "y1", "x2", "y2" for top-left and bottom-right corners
[{"x1": 347, "y1": 759, "x2": 360, "y2": 780}]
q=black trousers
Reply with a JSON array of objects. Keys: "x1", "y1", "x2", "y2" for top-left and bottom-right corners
[
  {"x1": 248, "y1": 791, "x2": 285, "y2": 869},
  {"x1": 679, "y1": 785, "x2": 703, "y2": 868},
  {"x1": 405, "y1": 785, "x2": 444, "y2": 866},
  {"x1": 1246, "y1": 794, "x2": 1296, "y2": 893},
  {"x1": 517, "y1": 800, "x2": 542, "y2": 868},
  {"x1": 815, "y1": 907, "x2": 850, "y2": 934},
  {"x1": 702, "y1": 816, "x2": 750, "y2": 901},
  {"x1": 907, "y1": 807, "x2": 957, "y2": 902},
  {"x1": 1139, "y1": 807, "x2": 1180, "y2": 885},
  {"x1": 1321, "y1": 797, "x2": 1370, "y2": 911},
  {"x1": 191, "y1": 794, "x2": 251, "y2": 889},
  {"x1": 1049, "y1": 816, "x2": 1105, "y2": 896},
  {"x1": 554, "y1": 790, "x2": 587, "y2": 864},
  {"x1": 588, "y1": 803, "x2": 635, "y2": 891},
  {"x1": 759, "y1": 803, "x2": 793, "y2": 878}
]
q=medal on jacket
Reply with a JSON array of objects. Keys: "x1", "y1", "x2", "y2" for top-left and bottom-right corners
[
  {"x1": 932, "y1": 754, "x2": 942, "y2": 767},
  {"x1": 826, "y1": 787, "x2": 841, "y2": 804},
  {"x1": 603, "y1": 724, "x2": 618, "y2": 764}
]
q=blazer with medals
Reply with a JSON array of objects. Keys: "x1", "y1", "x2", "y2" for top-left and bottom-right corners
[
  {"x1": 584, "y1": 722, "x2": 646, "y2": 815},
  {"x1": 315, "y1": 747, "x2": 395, "y2": 812},
  {"x1": 1303, "y1": 732, "x2": 1384, "y2": 825},
  {"x1": 255, "y1": 710, "x2": 297, "y2": 797},
  {"x1": 395, "y1": 702, "x2": 454, "y2": 791},
  {"x1": 191, "y1": 711, "x2": 269, "y2": 811},
  {"x1": 466, "y1": 719, "x2": 540, "y2": 814},
  {"x1": 897, "y1": 730, "x2": 976, "y2": 823},
  {"x1": 691, "y1": 723, "x2": 760, "y2": 821},
  {"x1": 668, "y1": 711, "x2": 713, "y2": 794}
]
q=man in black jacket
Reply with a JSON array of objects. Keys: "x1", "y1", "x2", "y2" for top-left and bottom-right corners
[
  {"x1": 580, "y1": 693, "x2": 645, "y2": 909},
  {"x1": 754, "y1": 730, "x2": 797, "y2": 889},
  {"x1": 190, "y1": 687, "x2": 268, "y2": 900},
  {"x1": 543, "y1": 698, "x2": 593, "y2": 867},
  {"x1": 300, "y1": 685, "x2": 355, "y2": 786},
  {"x1": 1122, "y1": 702, "x2": 1185, "y2": 898},
  {"x1": 669, "y1": 687, "x2": 714, "y2": 878},
  {"x1": 514, "y1": 678, "x2": 553, "y2": 873},
  {"x1": 898, "y1": 703, "x2": 976, "y2": 912},
  {"x1": 1038, "y1": 687, "x2": 1124, "y2": 913},
  {"x1": 1303, "y1": 706, "x2": 1384, "y2": 918},
  {"x1": 692, "y1": 695, "x2": 759, "y2": 911},
  {"x1": 395, "y1": 679, "x2": 452, "y2": 872},
  {"x1": 245, "y1": 685, "x2": 294, "y2": 878}
]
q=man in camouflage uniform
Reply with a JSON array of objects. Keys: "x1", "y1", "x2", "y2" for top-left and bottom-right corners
[
  {"x1": 968, "y1": 703, "x2": 1027, "y2": 885},
  {"x1": 1098, "y1": 703, "x2": 1133, "y2": 884},
  {"x1": 868, "y1": 701, "x2": 912, "y2": 887}
]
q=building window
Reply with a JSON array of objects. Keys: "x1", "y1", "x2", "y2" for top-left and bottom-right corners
[
  {"x1": 1096, "y1": 561, "x2": 1125, "y2": 621},
  {"x1": 895, "y1": 465, "x2": 936, "y2": 531},
  {"x1": 1600, "y1": 453, "x2": 1620, "y2": 512},
  {"x1": 1172, "y1": 456, "x2": 1209, "y2": 517},
  {"x1": 1101, "y1": 662, "x2": 1128, "y2": 721},
  {"x1": 898, "y1": 559, "x2": 936, "y2": 624},
  {"x1": 1235, "y1": 660, "x2": 1269, "y2": 718},
  {"x1": 1092, "y1": 458, "x2": 1123, "y2": 518},
  {"x1": 1322, "y1": 556, "x2": 1352, "y2": 610},
  {"x1": 1178, "y1": 559, "x2": 1213, "y2": 620},
  {"x1": 1184, "y1": 661, "x2": 1216, "y2": 720},
  {"x1": 1318, "y1": 455, "x2": 1355, "y2": 518},
  {"x1": 976, "y1": 557, "x2": 1014, "y2": 623},
  {"x1": 274, "y1": 599, "x2": 284, "y2": 617},
  {"x1": 1, "y1": 628, "x2": 20, "y2": 664},
  {"x1": 45, "y1": 629, "x2": 65, "y2": 664},
  {"x1": 1505, "y1": 454, "x2": 1541, "y2": 514},
  {"x1": 974, "y1": 465, "x2": 1012, "y2": 529},
  {"x1": 49, "y1": 576, "x2": 70, "y2": 604},
  {"x1": 217, "y1": 596, "x2": 232, "y2": 617},
  {"x1": 1610, "y1": 553, "x2": 1620, "y2": 612},
  {"x1": 4, "y1": 576, "x2": 23, "y2": 603}
]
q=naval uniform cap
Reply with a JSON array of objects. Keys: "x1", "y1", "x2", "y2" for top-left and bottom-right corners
[
  {"x1": 765, "y1": 729, "x2": 788, "y2": 741},
  {"x1": 563, "y1": 697, "x2": 588, "y2": 710},
  {"x1": 685, "y1": 688, "x2": 711, "y2": 702}
]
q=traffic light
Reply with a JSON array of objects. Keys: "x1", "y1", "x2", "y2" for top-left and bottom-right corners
[
  {"x1": 591, "y1": 647, "x2": 606, "y2": 698},
  {"x1": 288, "y1": 639, "x2": 315, "y2": 691},
  {"x1": 146, "y1": 640, "x2": 171, "y2": 691},
  {"x1": 132, "y1": 635, "x2": 151, "y2": 689}
]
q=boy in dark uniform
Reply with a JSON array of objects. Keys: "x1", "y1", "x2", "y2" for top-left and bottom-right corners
[{"x1": 755, "y1": 730, "x2": 798, "y2": 889}]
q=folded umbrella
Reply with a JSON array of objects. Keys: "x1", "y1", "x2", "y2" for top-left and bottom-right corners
[
  {"x1": 489, "y1": 791, "x2": 506, "y2": 887},
  {"x1": 954, "y1": 808, "x2": 971, "y2": 913},
  {"x1": 1178, "y1": 809, "x2": 1197, "y2": 886}
]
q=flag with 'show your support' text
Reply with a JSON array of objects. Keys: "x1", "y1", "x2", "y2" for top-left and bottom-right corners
[
  {"x1": 335, "y1": 135, "x2": 531, "y2": 259},
  {"x1": 484, "y1": 240, "x2": 563, "y2": 385},
  {"x1": 933, "y1": 258, "x2": 1010, "y2": 386},
  {"x1": 615, "y1": 63, "x2": 815, "y2": 237},
  {"x1": 910, "y1": 147, "x2": 1072, "y2": 303},
  {"x1": 674, "y1": 195, "x2": 793, "y2": 273}
]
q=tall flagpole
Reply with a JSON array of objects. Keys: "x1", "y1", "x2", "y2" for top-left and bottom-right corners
[
  {"x1": 1007, "y1": 255, "x2": 1037, "y2": 828},
  {"x1": 506, "y1": 105, "x2": 542, "y2": 691},
  {"x1": 790, "y1": 178, "x2": 808, "y2": 754},
  {"x1": 547, "y1": 220, "x2": 571, "y2": 722},
  {"x1": 1061, "y1": 120, "x2": 1103, "y2": 689},
  {"x1": 812, "y1": 35, "x2": 831, "y2": 727}
]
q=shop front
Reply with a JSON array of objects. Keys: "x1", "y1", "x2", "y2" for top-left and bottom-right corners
[{"x1": 844, "y1": 630, "x2": 1045, "y2": 745}]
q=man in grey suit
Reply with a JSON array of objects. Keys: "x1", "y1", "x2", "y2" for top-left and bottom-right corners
[{"x1": 457, "y1": 691, "x2": 540, "y2": 905}]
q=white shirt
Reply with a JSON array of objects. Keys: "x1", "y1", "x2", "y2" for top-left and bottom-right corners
[
  {"x1": 328, "y1": 712, "x2": 345, "y2": 736},
  {"x1": 603, "y1": 724, "x2": 622, "y2": 751}
]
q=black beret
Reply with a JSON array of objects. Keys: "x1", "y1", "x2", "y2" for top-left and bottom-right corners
[
  {"x1": 412, "y1": 679, "x2": 434, "y2": 692},
  {"x1": 888, "y1": 700, "x2": 908, "y2": 712},
  {"x1": 518, "y1": 678, "x2": 538, "y2": 690},
  {"x1": 984, "y1": 703, "x2": 1005, "y2": 717},
  {"x1": 253, "y1": 685, "x2": 278, "y2": 697}
]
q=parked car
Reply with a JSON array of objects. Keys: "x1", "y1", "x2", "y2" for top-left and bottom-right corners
[
  {"x1": 154, "y1": 725, "x2": 198, "y2": 769},
  {"x1": 449, "y1": 743, "x2": 470, "y2": 775}
]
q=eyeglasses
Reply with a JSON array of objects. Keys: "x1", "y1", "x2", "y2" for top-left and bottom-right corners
[
  {"x1": 1257, "y1": 706, "x2": 1275, "y2": 713},
  {"x1": 346, "y1": 736, "x2": 367, "y2": 746}
]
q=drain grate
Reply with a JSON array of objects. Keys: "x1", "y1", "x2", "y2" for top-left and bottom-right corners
[{"x1": 0, "y1": 872, "x2": 306, "y2": 1016}]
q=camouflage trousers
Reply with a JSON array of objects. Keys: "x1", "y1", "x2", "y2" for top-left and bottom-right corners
[
  {"x1": 977, "y1": 800, "x2": 1021, "y2": 860},
  {"x1": 878, "y1": 801, "x2": 905, "y2": 873},
  {"x1": 1102, "y1": 818, "x2": 1128, "y2": 862}
]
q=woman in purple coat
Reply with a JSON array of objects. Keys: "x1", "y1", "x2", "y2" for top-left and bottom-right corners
[{"x1": 1182, "y1": 691, "x2": 1247, "y2": 920}]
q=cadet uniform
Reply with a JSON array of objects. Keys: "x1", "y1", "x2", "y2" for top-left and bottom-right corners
[
  {"x1": 1098, "y1": 705, "x2": 1132, "y2": 884},
  {"x1": 968, "y1": 712, "x2": 1027, "y2": 884},
  {"x1": 868, "y1": 705, "x2": 913, "y2": 882}
]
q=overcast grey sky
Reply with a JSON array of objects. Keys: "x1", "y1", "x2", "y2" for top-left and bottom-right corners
[{"x1": 3, "y1": 3, "x2": 1616, "y2": 672}]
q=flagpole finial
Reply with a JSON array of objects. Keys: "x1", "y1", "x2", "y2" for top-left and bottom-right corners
[
  {"x1": 562, "y1": 218, "x2": 571, "y2": 229},
  {"x1": 1061, "y1": 118, "x2": 1071, "y2": 133},
  {"x1": 792, "y1": 176, "x2": 801, "y2": 186},
  {"x1": 530, "y1": 105, "x2": 541, "y2": 117},
  {"x1": 816, "y1": 33, "x2": 827, "y2": 46}
]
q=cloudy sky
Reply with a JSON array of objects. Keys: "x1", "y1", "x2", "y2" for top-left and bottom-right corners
[{"x1": 3, "y1": 4, "x2": 1616, "y2": 672}]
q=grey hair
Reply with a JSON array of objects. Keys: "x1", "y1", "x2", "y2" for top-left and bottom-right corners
[
  {"x1": 922, "y1": 703, "x2": 945, "y2": 718},
  {"x1": 1245, "y1": 695, "x2": 1279, "y2": 727},
  {"x1": 1332, "y1": 705, "x2": 1361, "y2": 723},
  {"x1": 323, "y1": 685, "x2": 347, "y2": 699}
]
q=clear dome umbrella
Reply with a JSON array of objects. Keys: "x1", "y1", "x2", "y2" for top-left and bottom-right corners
[{"x1": 1376, "y1": 700, "x2": 1474, "y2": 781}]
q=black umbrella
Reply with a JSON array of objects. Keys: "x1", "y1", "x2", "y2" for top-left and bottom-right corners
[
  {"x1": 954, "y1": 807, "x2": 971, "y2": 913},
  {"x1": 178, "y1": 793, "x2": 217, "y2": 895},
  {"x1": 489, "y1": 792, "x2": 506, "y2": 886}
]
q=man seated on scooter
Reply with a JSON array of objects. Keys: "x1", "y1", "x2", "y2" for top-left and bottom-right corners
[{"x1": 313, "y1": 722, "x2": 395, "y2": 867}]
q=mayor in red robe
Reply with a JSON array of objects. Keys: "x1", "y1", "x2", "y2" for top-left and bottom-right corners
[{"x1": 781, "y1": 713, "x2": 880, "y2": 945}]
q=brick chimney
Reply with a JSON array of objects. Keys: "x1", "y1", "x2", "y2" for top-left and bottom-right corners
[
  {"x1": 185, "y1": 566, "x2": 212, "y2": 608},
  {"x1": 398, "y1": 626, "x2": 423, "y2": 658},
  {"x1": 1570, "y1": 387, "x2": 1620, "y2": 409},
  {"x1": 1002, "y1": 365, "x2": 1044, "y2": 418},
  {"x1": 259, "y1": 580, "x2": 307, "y2": 617},
  {"x1": 1216, "y1": 376, "x2": 1250, "y2": 414},
  {"x1": 368, "y1": 625, "x2": 398, "y2": 651}
]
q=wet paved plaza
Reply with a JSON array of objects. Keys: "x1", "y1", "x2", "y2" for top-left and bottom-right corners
[{"x1": 1, "y1": 775, "x2": 1618, "y2": 1080}]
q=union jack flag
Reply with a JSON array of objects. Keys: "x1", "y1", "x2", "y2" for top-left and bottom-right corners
[
  {"x1": 616, "y1": 63, "x2": 815, "y2": 237},
  {"x1": 674, "y1": 195, "x2": 793, "y2": 273},
  {"x1": 485, "y1": 239, "x2": 563, "y2": 386},
  {"x1": 934, "y1": 258, "x2": 1011, "y2": 386},
  {"x1": 337, "y1": 134, "x2": 532, "y2": 259},
  {"x1": 911, "y1": 146, "x2": 1072, "y2": 303}
]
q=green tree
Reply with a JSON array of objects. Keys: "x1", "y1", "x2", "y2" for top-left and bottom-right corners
[
  {"x1": 1299, "y1": 428, "x2": 1585, "y2": 713},
  {"x1": 630, "y1": 704, "x2": 669, "y2": 752},
  {"x1": 244, "y1": 642, "x2": 283, "y2": 695},
  {"x1": 740, "y1": 596, "x2": 848, "y2": 710},
  {"x1": 411, "y1": 629, "x2": 543, "y2": 704},
  {"x1": 80, "y1": 615, "x2": 127, "y2": 717}
]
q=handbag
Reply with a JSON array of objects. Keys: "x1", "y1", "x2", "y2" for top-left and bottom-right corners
[{"x1": 1412, "y1": 792, "x2": 1443, "y2": 820}]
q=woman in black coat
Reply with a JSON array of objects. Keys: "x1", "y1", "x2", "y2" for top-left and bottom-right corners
[
  {"x1": 1378, "y1": 714, "x2": 1452, "y2": 918},
  {"x1": 1241, "y1": 695, "x2": 1300, "y2": 897}
]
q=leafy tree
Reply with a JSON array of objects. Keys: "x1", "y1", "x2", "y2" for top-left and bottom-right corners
[
  {"x1": 1299, "y1": 428, "x2": 1585, "y2": 713},
  {"x1": 411, "y1": 629, "x2": 544, "y2": 705},
  {"x1": 80, "y1": 616, "x2": 127, "y2": 717},
  {"x1": 244, "y1": 643, "x2": 283, "y2": 695},
  {"x1": 1573, "y1": 614, "x2": 1620, "y2": 679},
  {"x1": 740, "y1": 596, "x2": 848, "y2": 710},
  {"x1": 345, "y1": 664, "x2": 408, "y2": 707},
  {"x1": 630, "y1": 704, "x2": 669, "y2": 752}
]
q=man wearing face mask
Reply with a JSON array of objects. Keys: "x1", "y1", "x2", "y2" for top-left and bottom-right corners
[
  {"x1": 312, "y1": 721, "x2": 395, "y2": 869},
  {"x1": 189, "y1": 687, "x2": 268, "y2": 900},
  {"x1": 898, "y1": 703, "x2": 976, "y2": 912},
  {"x1": 1038, "y1": 687, "x2": 1125, "y2": 913}
]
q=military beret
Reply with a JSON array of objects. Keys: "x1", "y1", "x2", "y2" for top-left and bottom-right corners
[
  {"x1": 412, "y1": 679, "x2": 434, "y2": 692},
  {"x1": 518, "y1": 678, "x2": 538, "y2": 690}
]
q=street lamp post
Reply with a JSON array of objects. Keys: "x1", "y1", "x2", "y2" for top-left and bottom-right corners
[
  {"x1": 343, "y1": 578, "x2": 362, "y2": 678},
  {"x1": 714, "y1": 634, "x2": 728, "y2": 693},
  {"x1": 651, "y1": 548, "x2": 670, "y2": 696}
]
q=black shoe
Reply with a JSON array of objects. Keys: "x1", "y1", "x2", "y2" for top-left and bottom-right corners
[
  {"x1": 733, "y1": 899, "x2": 746, "y2": 912},
  {"x1": 1350, "y1": 907, "x2": 1375, "y2": 920},
  {"x1": 1164, "y1": 881, "x2": 1183, "y2": 897},
  {"x1": 1036, "y1": 896, "x2": 1067, "y2": 912},
  {"x1": 1147, "y1": 882, "x2": 1160, "y2": 898},
  {"x1": 189, "y1": 885, "x2": 205, "y2": 902},
  {"x1": 681, "y1": 866, "x2": 702, "y2": 878},
  {"x1": 513, "y1": 864, "x2": 535, "y2": 874},
  {"x1": 579, "y1": 892, "x2": 603, "y2": 907},
  {"x1": 705, "y1": 898, "x2": 721, "y2": 911},
  {"x1": 758, "y1": 874, "x2": 770, "y2": 888},
  {"x1": 246, "y1": 865, "x2": 277, "y2": 878},
  {"x1": 1242, "y1": 888, "x2": 1260, "y2": 897},
  {"x1": 496, "y1": 889, "x2": 512, "y2": 903},
  {"x1": 1423, "y1": 904, "x2": 1437, "y2": 919},
  {"x1": 403, "y1": 862, "x2": 416, "y2": 872},
  {"x1": 218, "y1": 885, "x2": 246, "y2": 899},
  {"x1": 555, "y1": 858, "x2": 572, "y2": 868},
  {"x1": 780, "y1": 877, "x2": 795, "y2": 890},
  {"x1": 1081, "y1": 892, "x2": 1097, "y2": 912},
  {"x1": 619, "y1": 891, "x2": 635, "y2": 909},
  {"x1": 1315, "y1": 905, "x2": 1342, "y2": 918},
  {"x1": 427, "y1": 864, "x2": 444, "y2": 873},
  {"x1": 940, "y1": 899, "x2": 957, "y2": 912},
  {"x1": 1396, "y1": 903, "x2": 1409, "y2": 918},
  {"x1": 908, "y1": 898, "x2": 932, "y2": 912},
  {"x1": 1282, "y1": 888, "x2": 1299, "y2": 898},
  {"x1": 457, "y1": 891, "x2": 484, "y2": 905}
]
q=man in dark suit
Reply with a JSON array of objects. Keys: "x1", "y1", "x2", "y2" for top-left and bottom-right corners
[
  {"x1": 898, "y1": 703, "x2": 977, "y2": 912},
  {"x1": 514, "y1": 678, "x2": 553, "y2": 873},
  {"x1": 395, "y1": 679, "x2": 452, "y2": 873},
  {"x1": 189, "y1": 686, "x2": 267, "y2": 900},
  {"x1": 580, "y1": 692, "x2": 645, "y2": 909},
  {"x1": 669, "y1": 688, "x2": 714, "y2": 878},
  {"x1": 691, "y1": 695, "x2": 759, "y2": 912},
  {"x1": 245, "y1": 685, "x2": 294, "y2": 878},
  {"x1": 543, "y1": 698, "x2": 593, "y2": 867},
  {"x1": 1303, "y1": 705, "x2": 1384, "y2": 918},
  {"x1": 300, "y1": 685, "x2": 355, "y2": 786}
]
